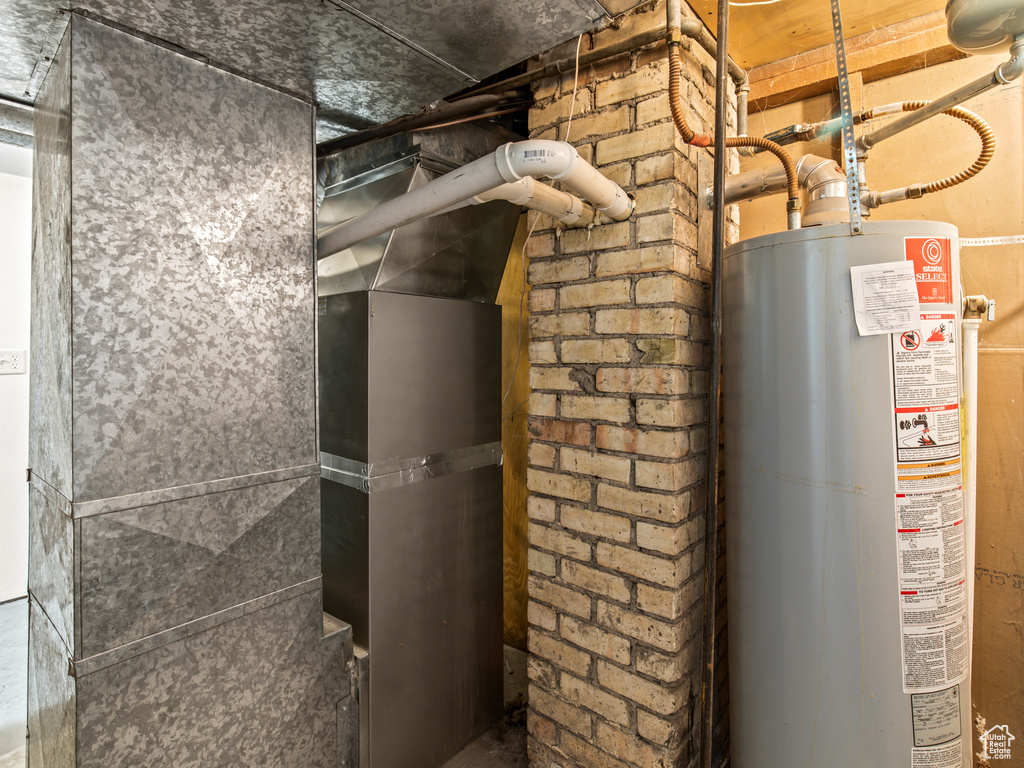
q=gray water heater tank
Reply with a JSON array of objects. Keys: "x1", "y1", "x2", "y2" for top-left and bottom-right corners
[{"x1": 723, "y1": 221, "x2": 971, "y2": 768}]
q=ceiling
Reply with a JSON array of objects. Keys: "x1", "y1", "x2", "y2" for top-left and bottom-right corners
[
  {"x1": 0, "y1": 0, "x2": 952, "y2": 144},
  {"x1": 0, "y1": 0, "x2": 615, "y2": 140},
  {"x1": 687, "y1": 0, "x2": 946, "y2": 69}
]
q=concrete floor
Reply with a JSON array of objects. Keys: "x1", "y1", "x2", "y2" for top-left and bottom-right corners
[
  {"x1": 440, "y1": 715, "x2": 528, "y2": 768},
  {"x1": 0, "y1": 598, "x2": 26, "y2": 768}
]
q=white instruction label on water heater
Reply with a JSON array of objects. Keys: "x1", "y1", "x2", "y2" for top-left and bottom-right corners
[
  {"x1": 889, "y1": 311, "x2": 968, "y2": 695},
  {"x1": 912, "y1": 739, "x2": 963, "y2": 768},
  {"x1": 911, "y1": 685, "x2": 962, "y2": 747}
]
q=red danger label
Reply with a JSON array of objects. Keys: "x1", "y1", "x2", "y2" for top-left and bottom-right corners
[{"x1": 905, "y1": 237, "x2": 953, "y2": 304}]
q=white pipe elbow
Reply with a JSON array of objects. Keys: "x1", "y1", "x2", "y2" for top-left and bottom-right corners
[{"x1": 495, "y1": 141, "x2": 633, "y2": 220}]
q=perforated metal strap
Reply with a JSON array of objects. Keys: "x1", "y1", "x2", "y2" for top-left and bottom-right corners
[
  {"x1": 831, "y1": 0, "x2": 863, "y2": 234},
  {"x1": 960, "y1": 234, "x2": 1024, "y2": 247}
]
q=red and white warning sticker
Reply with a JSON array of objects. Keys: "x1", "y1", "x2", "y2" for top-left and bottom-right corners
[
  {"x1": 889, "y1": 306, "x2": 966, "y2": 694},
  {"x1": 905, "y1": 237, "x2": 954, "y2": 305}
]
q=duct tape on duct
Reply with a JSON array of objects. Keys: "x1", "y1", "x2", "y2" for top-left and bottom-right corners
[{"x1": 320, "y1": 442, "x2": 503, "y2": 493}]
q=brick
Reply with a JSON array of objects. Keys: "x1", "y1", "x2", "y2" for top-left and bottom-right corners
[
  {"x1": 634, "y1": 182, "x2": 683, "y2": 216},
  {"x1": 636, "y1": 580, "x2": 700, "y2": 621},
  {"x1": 529, "y1": 442, "x2": 556, "y2": 468},
  {"x1": 596, "y1": 601, "x2": 684, "y2": 653},
  {"x1": 636, "y1": 92, "x2": 670, "y2": 126},
  {"x1": 528, "y1": 654, "x2": 558, "y2": 689},
  {"x1": 560, "y1": 505, "x2": 631, "y2": 544},
  {"x1": 596, "y1": 122, "x2": 676, "y2": 165},
  {"x1": 596, "y1": 542, "x2": 686, "y2": 587},
  {"x1": 530, "y1": 522, "x2": 592, "y2": 561},
  {"x1": 635, "y1": 458, "x2": 702, "y2": 491},
  {"x1": 560, "y1": 615, "x2": 631, "y2": 664},
  {"x1": 595, "y1": 307, "x2": 689, "y2": 336},
  {"x1": 527, "y1": 469, "x2": 591, "y2": 503},
  {"x1": 530, "y1": 340, "x2": 557, "y2": 364},
  {"x1": 560, "y1": 222, "x2": 631, "y2": 254},
  {"x1": 529, "y1": 547, "x2": 557, "y2": 577},
  {"x1": 560, "y1": 279, "x2": 630, "y2": 308},
  {"x1": 561, "y1": 447, "x2": 631, "y2": 483},
  {"x1": 529, "y1": 684, "x2": 592, "y2": 736},
  {"x1": 564, "y1": 105, "x2": 630, "y2": 141},
  {"x1": 596, "y1": 660, "x2": 686, "y2": 716},
  {"x1": 636, "y1": 153, "x2": 685, "y2": 187},
  {"x1": 560, "y1": 731, "x2": 631, "y2": 768},
  {"x1": 635, "y1": 275, "x2": 706, "y2": 308},
  {"x1": 637, "y1": 710, "x2": 676, "y2": 747},
  {"x1": 560, "y1": 395, "x2": 630, "y2": 423},
  {"x1": 596, "y1": 425, "x2": 688, "y2": 459},
  {"x1": 528, "y1": 495, "x2": 557, "y2": 523},
  {"x1": 526, "y1": 232, "x2": 556, "y2": 259},
  {"x1": 595, "y1": 245, "x2": 684, "y2": 277},
  {"x1": 561, "y1": 338, "x2": 631, "y2": 364},
  {"x1": 636, "y1": 518, "x2": 702, "y2": 555},
  {"x1": 528, "y1": 710, "x2": 559, "y2": 747},
  {"x1": 600, "y1": 161, "x2": 632, "y2": 189},
  {"x1": 636, "y1": 398, "x2": 703, "y2": 427},
  {"x1": 636, "y1": 338, "x2": 705, "y2": 366},
  {"x1": 531, "y1": 75, "x2": 559, "y2": 102},
  {"x1": 529, "y1": 574, "x2": 592, "y2": 619},
  {"x1": 530, "y1": 312, "x2": 590, "y2": 337},
  {"x1": 530, "y1": 89, "x2": 593, "y2": 131},
  {"x1": 637, "y1": 212, "x2": 697, "y2": 245},
  {"x1": 635, "y1": 646, "x2": 688, "y2": 683},
  {"x1": 529, "y1": 418, "x2": 592, "y2": 447},
  {"x1": 595, "y1": 722, "x2": 673, "y2": 768},
  {"x1": 592, "y1": 4, "x2": 664, "y2": 47},
  {"x1": 596, "y1": 367, "x2": 689, "y2": 395},
  {"x1": 560, "y1": 673, "x2": 631, "y2": 727},
  {"x1": 597, "y1": 483, "x2": 687, "y2": 524},
  {"x1": 530, "y1": 393, "x2": 557, "y2": 417},
  {"x1": 595, "y1": 63, "x2": 669, "y2": 107},
  {"x1": 529, "y1": 630, "x2": 593, "y2": 677},
  {"x1": 529, "y1": 287, "x2": 556, "y2": 312},
  {"x1": 529, "y1": 600, "x2": 558, "y2": 631},
  {"x1": 530, "y1": 367, "x2": 581, "y2": 392},
  {"x1": 561, "y1": 560, "x2": 632, "y2": 603},
  {"x1": 529, "y1": 256, "x2": 590, "y2": 284}
]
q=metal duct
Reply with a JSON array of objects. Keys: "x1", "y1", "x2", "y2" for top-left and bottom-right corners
[{"x1": 317, "y1": 123, "x2": 522, "y2": 302}]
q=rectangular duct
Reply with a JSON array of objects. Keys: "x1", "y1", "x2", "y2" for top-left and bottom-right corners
[{"x1": 317, "y1": 125, "x2": 520, "y2": 768}]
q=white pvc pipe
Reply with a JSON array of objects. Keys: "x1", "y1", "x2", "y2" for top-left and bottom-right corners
[
  {"x1": 962, "y1": 316, "x2": 981, "y2": 654},
  {"x1": 318, "y1": 140, "x2": 632, "y2": 258},
  {"x1": 474, "y1": 177, "x2": 596, "y2": 226}
]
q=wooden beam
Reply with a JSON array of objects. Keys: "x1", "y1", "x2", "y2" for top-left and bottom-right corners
[{"x1": 748, "y1": 11, "x2": 967, "y2": 111}]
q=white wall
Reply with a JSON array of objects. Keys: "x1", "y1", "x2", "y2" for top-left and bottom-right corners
[{"x1": 0, "y1": 142, "x2": 32, "y2": 602}]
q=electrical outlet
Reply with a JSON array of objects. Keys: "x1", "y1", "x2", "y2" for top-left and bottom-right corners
[{"x1": 0, "y1": 350, "x2": 27, "y2": 375}]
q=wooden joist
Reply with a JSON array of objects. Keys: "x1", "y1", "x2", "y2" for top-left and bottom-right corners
[{"x1": 748, "y1": 12, "x2": 966, "y2": 111}]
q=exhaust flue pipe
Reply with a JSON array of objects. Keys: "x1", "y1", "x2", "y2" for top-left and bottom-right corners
[{"x1": 318, "y1": 140, "x2": 633, "y2": 258}]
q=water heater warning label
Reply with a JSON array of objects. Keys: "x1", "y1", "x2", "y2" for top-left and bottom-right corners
[{"x1": 889, "y1": 307, "x2": 967, "y2": 694}]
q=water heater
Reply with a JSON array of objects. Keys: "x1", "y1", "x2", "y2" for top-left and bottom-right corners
[{"x1": 723, "y1": 221, "x2": 971, "y2": 768}]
